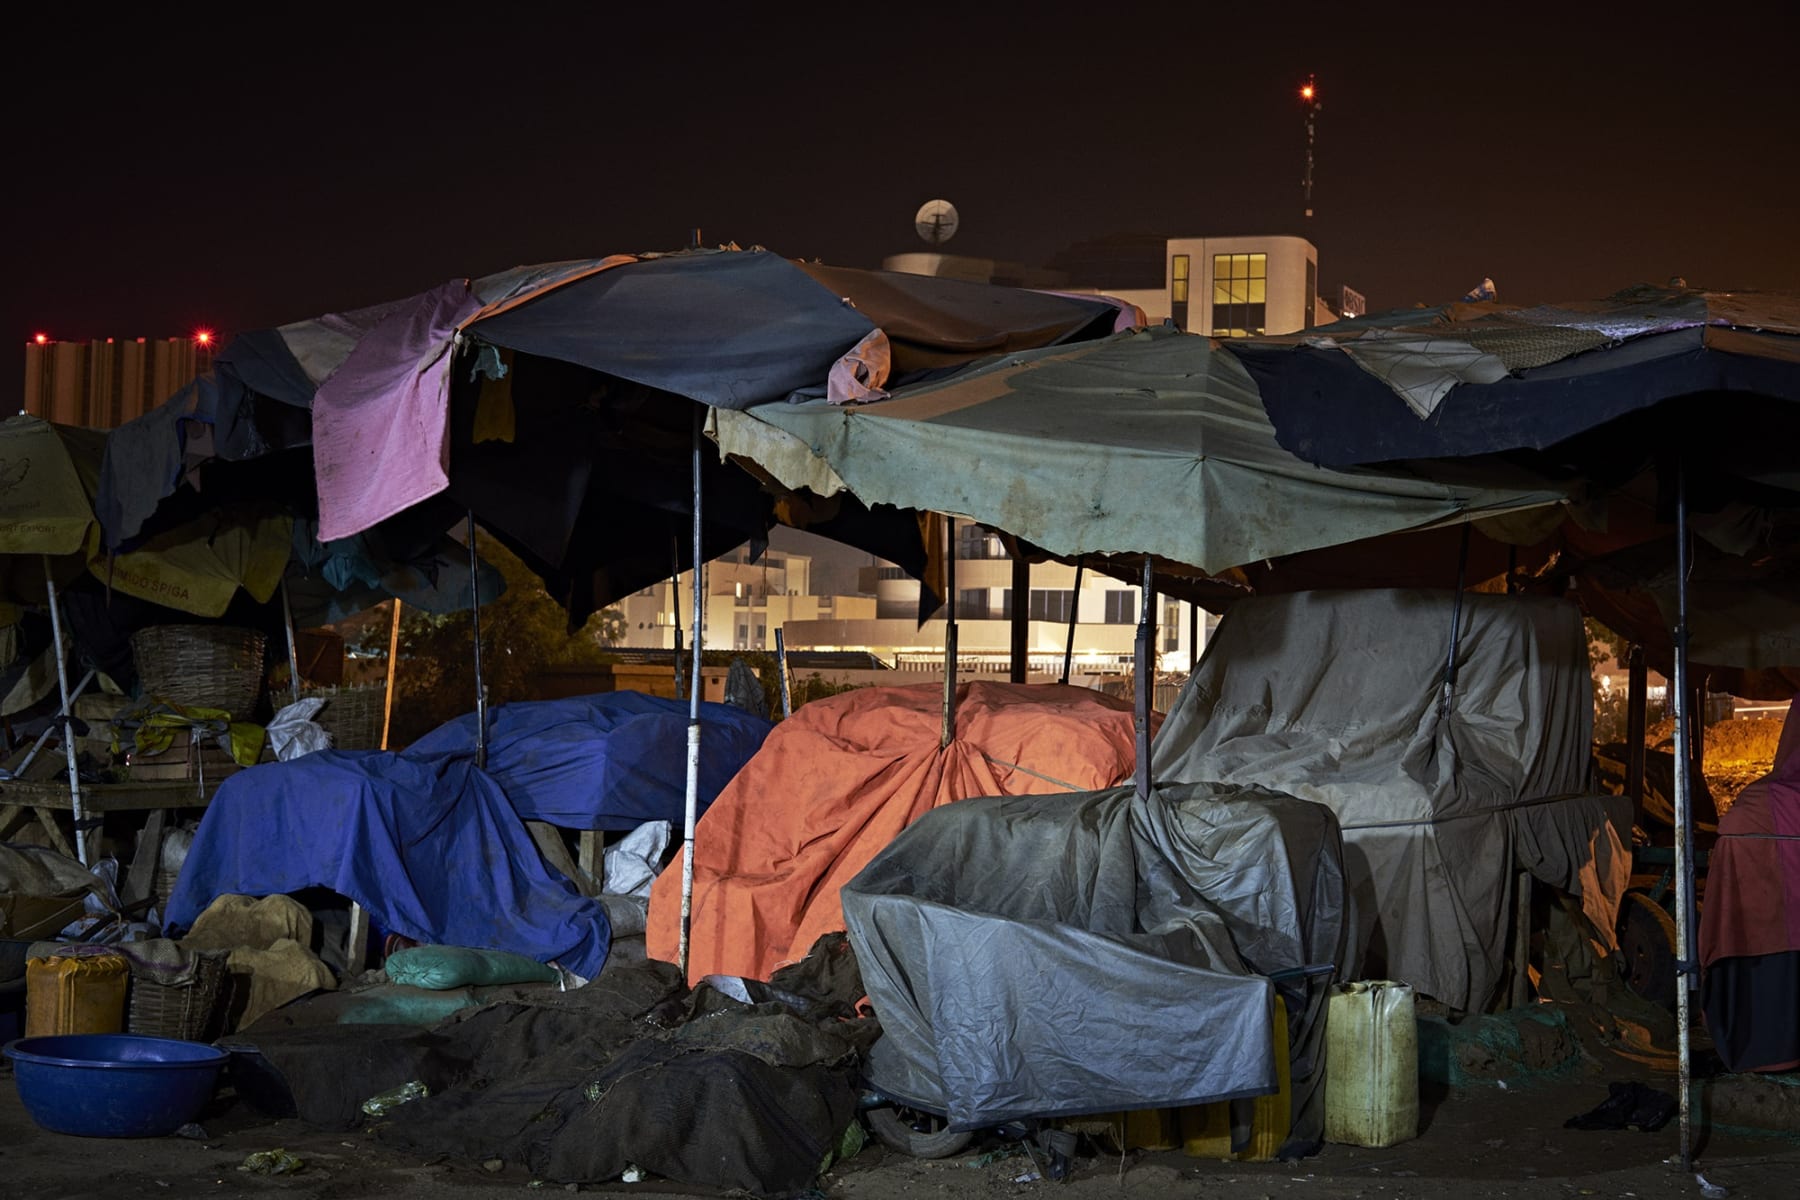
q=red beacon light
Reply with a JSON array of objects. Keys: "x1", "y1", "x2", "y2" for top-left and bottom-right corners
[
  {"x1": 194, "y1": 329, "x2": 214, "y2": 347},
  {"x1": 33, "y1": 332, "x2": 48, "y2": 345}
]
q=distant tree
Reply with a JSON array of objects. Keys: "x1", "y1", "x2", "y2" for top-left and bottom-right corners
[
  {"x1": 388, "y1": 533, "x2": 611, "y2": 745},
  {"x1": 596, "y1": 606, "x2": 627, "y2": 648}
]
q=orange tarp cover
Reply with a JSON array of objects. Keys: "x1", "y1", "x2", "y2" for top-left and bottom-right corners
[{"x1": 646, "y1": 681, "x2": 1146, "y2": 984}]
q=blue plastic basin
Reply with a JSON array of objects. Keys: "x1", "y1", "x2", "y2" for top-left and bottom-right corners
[{"x1": 4, "y1": 1034, "x2": 229, "y2": 1137}]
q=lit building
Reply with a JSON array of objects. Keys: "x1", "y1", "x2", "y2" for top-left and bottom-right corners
[
  {"x1": 617, "y1": 531, "x2": 1208, "y2": 679},
  {"x1": 23, "y1": 335, "x2": 214, "y2": 427},
  {"x1": 883, "y1": 232, "x2": 1332, "y2": 337}
]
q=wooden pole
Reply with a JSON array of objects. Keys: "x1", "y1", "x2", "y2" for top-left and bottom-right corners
[{"x1": 381, "y1": 600, "x2": 403, "y2": 751}]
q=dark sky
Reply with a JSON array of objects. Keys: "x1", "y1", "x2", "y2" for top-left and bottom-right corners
[{"x1": 9, "y1": 6, "x2": 1796, "y2": 389}]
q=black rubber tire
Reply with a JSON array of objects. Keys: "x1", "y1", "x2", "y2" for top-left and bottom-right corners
[
  {"x1": 864, "y1": 1104, "x2": 975, "y2": 1159},
  {"x1": 1616, "y1": 890, "x2": 1679, "y2": 1010}
]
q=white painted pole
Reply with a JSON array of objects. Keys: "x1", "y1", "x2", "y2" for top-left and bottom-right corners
[
  {"x1": 678, "y1": 406, "x2": 706, "y2": 979},
  {"x1": 42, "y1": 559, "x2": 89, "y2": 865}
]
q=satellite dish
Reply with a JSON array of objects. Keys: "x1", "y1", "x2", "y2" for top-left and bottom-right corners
[{"x1": 914, "y1": 199, "x2": 960, "y2": 247}]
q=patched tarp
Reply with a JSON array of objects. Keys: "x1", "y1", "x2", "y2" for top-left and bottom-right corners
[
  {"x1": 1152, "y1": 589, "x2": 1631, "y2": 1011},
  {"x1": 713, "y1": 326, "x2": 1570, "y2": 574},
  {"x1": 842, "y1": 782, "x2": 1350, "y2": 1152},
  {"x1": 645, "y1": 682, "x2": 1145, "y2": 985}
]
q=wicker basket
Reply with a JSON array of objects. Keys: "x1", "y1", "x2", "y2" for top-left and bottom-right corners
[
  {"x1": 131, "y1": 624, "x2": 268, "y2": 717},
  {"x1": 126, "y1": 952, "x2": 227, "y2": 1041},
  {"x1": 302, "y1": 683, "x2": 387, "y2": 750}
]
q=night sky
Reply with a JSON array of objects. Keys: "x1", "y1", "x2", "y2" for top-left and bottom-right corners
[{"x1": 10, "y1": 6, "x2": 1796, "y2": 385}]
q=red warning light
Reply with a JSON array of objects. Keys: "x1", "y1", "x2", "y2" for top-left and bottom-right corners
[
  {"x1": 194, "y1": 329, "x2": 214, "y2": 347},
  {"x1": 1300, "y1": 81, "x2": 1316, "y2": 102},
  {"x1": 33, "y1": 332, "x2": 48, "y2": 345}
]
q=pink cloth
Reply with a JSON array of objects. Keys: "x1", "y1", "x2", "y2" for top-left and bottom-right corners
[
  {"x1": 1701, "y1": 701, "x2": 1800, "y2": 965},
  {"x1": 313, "y1": 281, "x2": 481, "y2": 541}
]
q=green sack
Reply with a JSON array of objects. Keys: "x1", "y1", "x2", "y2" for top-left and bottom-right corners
[{"x1": 383, "y1": 945, "x2": 559, "y2": 990}]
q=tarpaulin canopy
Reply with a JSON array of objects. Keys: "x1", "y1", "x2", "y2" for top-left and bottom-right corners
[
  {"x1": 1229, "y1": 286, "x2": 1800, "y2": 471},
  {"x1": 93, "y1": 249, "x2": 1118, "y2": 622},
  {"x1": 0, "y1": 414, "x2": 293, "y2": 618},
  {"x1": 167, "y1": 692, "x2": 771, "y2": 978},
  {"x1": 712, "y1": 326, "x2": 1572, "y2": 575},
  {"x1": 645, "y1": 681, "x2": 1146, "y2": 985},
  {"x1": 843, "y1": 781, "x2": 1350, "y2": 1151},
  {"x1": 1152, "y1": 588, "x2": 1631, "y2": 1011}
]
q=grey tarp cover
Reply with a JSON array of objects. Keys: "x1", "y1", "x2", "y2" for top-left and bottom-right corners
[
  {"x1": 1152, "y1": 589, "x2": 1632, "y2": 1010},
  {"x1": 842, "y1": 782, "x2": 1350, "y2": 1153},
  {"x1": 713, "y1": 326, "x2": 1570, "y2": 573}
]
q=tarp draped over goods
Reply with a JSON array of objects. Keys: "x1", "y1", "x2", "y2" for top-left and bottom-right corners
[
  {"x1": 1700, "y1": 702, "x2": 1800, "y2": 1072},
  {"x1": 843, "y1": 782, "x2": 1351, "y2": 1154},
  {"x1": 645, "y1": 682, "x2": 1147, "y2": 985},
  {"x1": 1153, "y1": 589, "x2": 1632, "y2": 1012},
  {"x1": 712, "y1": 326, "x2": 1571, "y2": 574},
  {"x1": 168, "y1": 694, "x2": 772, "y2": 979}
]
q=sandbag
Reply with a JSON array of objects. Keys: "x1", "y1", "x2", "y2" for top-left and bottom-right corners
[{"x1": 385, "y1": 945, "x2": 560, "y2": 990}]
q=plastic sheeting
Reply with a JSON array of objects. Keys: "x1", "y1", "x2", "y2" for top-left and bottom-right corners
[
  {"x1": 408, "y1": 693, "x2": 771, "y2": 830},
  {"x1": 843, "y1": 782, "x2": 1351, "y2": 1150},
  {"x1": 168, "y1": 693, "x2": 772, "y2": 979},
  {"x1": 1153, "y1": 589, "x2": 1628, "y2": 1011},
  {"x1": 164, "y1": 750, "x2": 612, "y2": 977},
  {"x1": 645, "y1": 682, "x2": 1144, "y2": 984}
]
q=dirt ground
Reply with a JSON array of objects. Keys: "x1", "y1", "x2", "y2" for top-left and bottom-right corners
[{"x1": 4, "y1": 1032, "x2": 1797, "y2": 1200}]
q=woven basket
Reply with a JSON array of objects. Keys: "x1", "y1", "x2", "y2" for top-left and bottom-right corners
[
  {"x1": 302, "y1": 683, "x2": 387, "y2": 750},
  {"x1": 126, "y1": 952, "x2": 227, "y2": 1041},
  {"x1": 131, "y1": 625, "x2": 267, "y2": 717}
]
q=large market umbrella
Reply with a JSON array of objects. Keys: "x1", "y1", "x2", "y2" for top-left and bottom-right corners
[
  {"x1": 710, "y1": 325, "x2": 1572, "y2": 577},
  {"x1": 1224, "y1": 285, "x2": 1800, "y2": 1172}
]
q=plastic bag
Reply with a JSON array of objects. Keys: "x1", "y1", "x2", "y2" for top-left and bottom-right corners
[{"x1": 267, "y1": 698, "x2": 332, "y2": 761}]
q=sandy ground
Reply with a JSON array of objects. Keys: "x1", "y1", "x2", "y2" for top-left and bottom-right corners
[{"x1": 4, "y1": 1048, "x2": 1797, "y2": 1200}]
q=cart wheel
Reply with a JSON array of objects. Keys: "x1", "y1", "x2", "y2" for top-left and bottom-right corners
[
  {"x1": 1616, "y1": 891, "x2": 1678, "y2": 1010},
  {"x1": 865, "y1": 1104, "x2": 974, "y2": 1158}
]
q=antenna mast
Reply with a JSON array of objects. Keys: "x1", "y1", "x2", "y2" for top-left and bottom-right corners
[{"x1": 1301, "y1": 75, "x2": 1320, "y2": 220}]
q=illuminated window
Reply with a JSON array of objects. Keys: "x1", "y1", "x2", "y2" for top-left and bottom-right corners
[
  {"x1": 1211, "y1": 253, "x2": 1267, "y2": 337},
  {"x1": 1171, "y1": 254, "x2": 1190, "y2": 329}
]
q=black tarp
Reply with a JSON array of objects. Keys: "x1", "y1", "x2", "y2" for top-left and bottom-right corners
[{"x1": 842, "y1": 782, "x2": 1350, "y2": 1155}]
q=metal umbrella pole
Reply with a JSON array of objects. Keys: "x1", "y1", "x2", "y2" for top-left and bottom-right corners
[
  {"x1": 1134, "y1": 556, "x2": 1155, "y2": 801},
  {"x1": 1670, "y1": 460, "x2": 1698, "y2": 1171},
  {"x1": 775, "y1": 627, "x2": 792, "y2": 718},
  {"x1": 42, "y1": 560, "x2": 89, "y2": 865},
  {"x1": 467, "y1": 512, "x2": 488, "y2": 770},
  {"x1": 280, "y1": 577, "x2": 303, "y2": 707},
  {"x1": 678, "y1": 406, "x2": 707, "y2": 978},
  {"x1": 941, "y1": 518, "x2": 958, "y2": 748},
  {"x1": 1060, "y1": 558, "x2": 1085, "y2": 686}
]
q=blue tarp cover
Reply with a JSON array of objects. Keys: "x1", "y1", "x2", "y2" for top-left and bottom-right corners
[
  {"x1": 407, "y1": 692, "x2": 774, "y2": 830},
  {"x1": 166, "y1": 693, "x2": 772, "y2": 979}
]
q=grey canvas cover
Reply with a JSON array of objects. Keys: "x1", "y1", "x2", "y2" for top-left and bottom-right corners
[
  {"x1": 1152, "y1": 589, "x2": 1631, "y2": 1011},
  {"x1": 842, "y1": 782, "x2": 1351, "y2": 1152}
]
